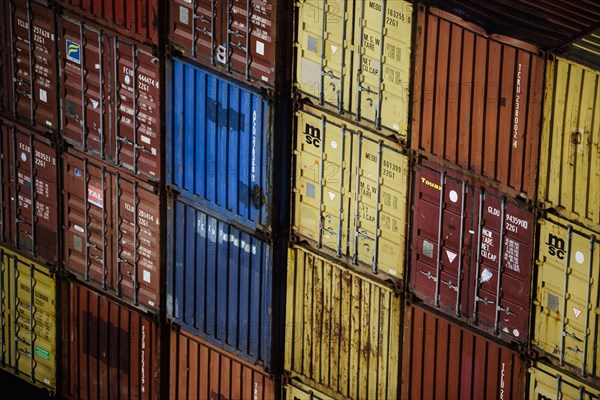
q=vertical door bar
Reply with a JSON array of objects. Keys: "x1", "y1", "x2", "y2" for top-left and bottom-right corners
[
  {"x1": 433, "y1": 171, "x2": 445, "y2": 307},
  {"x1": 560, "y1": 226, "x2": 573, "y2": 366},
  {"x1": 317, "y1": 116, "x2": 325, "y2": 248},
  {"x1": 336, "y1": 126, "x2": 345, "y2": 256},
  {"x1": 352, "y1": 132, "x2": 362, "y2": 264},
  {"x1": 582, "y1": 235, "x2": 596, "y2": 375},
  {"x1": 472, "y1": 191, "x2": 484, "y2": 322},
  {"x1": 455, "y1": 181, "x2": 466, "y2": 316},
  {"x1": 29, "y1": 135, "x2": 36, "y2": 257},
  {"x1": 493, "y1": 197, "x2": 506, "y2": 334},
  {"x1": 371, "y1": 142, "x2": 382, "y2": 273}
]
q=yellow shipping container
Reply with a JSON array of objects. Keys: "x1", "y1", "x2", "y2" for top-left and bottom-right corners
[
  {"x1": 538, "y1": 56, "x2": 600, "y2": 233},
  {"x1": 295, "y1": 0, "x2": 413, "y2": 140},
  {"x1": 285, "y1": 379, "x2": 335, "y2": 400},
  {"x1": 0, "y1": 247, "x2": 56, "y2": 392},
  {"x1": 529, "y1": 362, "x2": 600, "y2": 398},
  {"x1": 284, "y1": 244, "x2": 401, "y2": 400},
  {"x1": 533, "y1": 214, "x2": 600, "y2": 383},
  {"x1": 292, "y1": 104, "x2": 409, "y2": 280}
]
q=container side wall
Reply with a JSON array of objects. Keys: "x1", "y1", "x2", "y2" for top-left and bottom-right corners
[{"x1": 529, "y1": 362, "x2": 600, "y2": 399}]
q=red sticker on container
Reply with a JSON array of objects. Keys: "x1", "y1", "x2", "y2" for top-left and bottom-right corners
[{"x1": 87, "y1": 185, "x2": 103, "y2": 208}]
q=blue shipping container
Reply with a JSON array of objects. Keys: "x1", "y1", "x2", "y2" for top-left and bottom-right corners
[
  {"x1": 167, "y1": 58, "x2": 273, "y2": 232},
  {"x1": 167, "y1": 196, "x2": 273, "y2": 368}
]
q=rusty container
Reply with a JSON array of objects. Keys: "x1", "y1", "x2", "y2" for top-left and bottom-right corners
[
  {"x1": 402, "y1": 304, "x2": 527, "y2": 399},
  {"x1": 170, "y1": 328, "x2": 276, "y2": 400},
  {"x1": 55, "y1": 0, "x2": 159, "y2": 46},
  {"x1": 412, "y1": 5, "x2": 545, "y2": 201},
  {"x1": 60, "y1": 279, "x2": 160, "y2": 400},
  {"x1": 410, "y1": 160, "x2": 535, "y2": 345},
  {"x1": 0, "y1": 118, "x2": 59, "y2": 265},
  {"x1": 59, "y1": 13, "x2": 161, "y2": 183},
  {"x1": 3, "y1": 0, "x2": 59, "y2": 134},
  {"x1": 62, "y1": 149, "x2": 161, "y2": 313}
]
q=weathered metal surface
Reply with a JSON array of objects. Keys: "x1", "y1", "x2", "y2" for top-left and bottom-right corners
[{"x1": 529, "y1": 362, "x2": 600, "y2": 399}]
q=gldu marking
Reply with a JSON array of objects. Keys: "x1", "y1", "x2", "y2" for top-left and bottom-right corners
[
  {"x1": 546, "y1": 233, "x2": 565, "y2": 260},
  {"x1": 304, "y1": 123, "x2": 321, "y2": 148}
]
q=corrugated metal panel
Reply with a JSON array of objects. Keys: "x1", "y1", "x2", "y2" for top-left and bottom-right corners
[
  {"x1": 533, "y1": 214, "x2": 600, "y2": 383},
  {"x1": 538, "y1": 56, "x2": 600, "y2": 232},
  {"x1": 0, "y1": 246, "x2": 55, "y2": 392},
  {"x1": 557, "y1": 28, "x2": 600, "y2": 70},
  {"x1": 284, "y1": 244, "x2": 401, "y2": 400},
  {"x1": 402, "y1": 304, "x2": 527, "y2": 399},
  {"x1": 412, "y1": 5, "x2": 545, "y2": 200},
  {"x1": 529, "y1": 362, "x2": 600, "y2": 399},
  {"x1": 59, "y1": 14, "x2": 161, "y2": 182},
  {"x1": 61, "y1": 280, "x2": 160, "y2": 400},
  {"x1": 295, "y1": 0, "x2": 413, "y2": 138},
  {"x1": 410, "y1": 160, "x2": 535, "y2": 344},
  {"x1": 284, "y1": 380, "x2": 334, "y2": 400},
  {"x1": 4, "y1": 0, "x2": 58, "y2": 133},
  {"x1": 169, "y1": 0, "x2": 278, "y2": 90},
  {"x1": 167, "y1": 58, "x2": 273, "y2": 233},
  {"x1": 55, "y1": 0, "x2": 159, "y2": 46},
  {"x1": 167, "y1": 196, "x2": 273, "y2": 368},
  {"x1": 0, "y1": 0, "x2": 8, "y2": 115},
  {"x1": 170, "y1": 328, "x2": 276, "y2": 400},
  {"x1": 63, "y1": 150, "x2": 161, "y2": 312},
  {"x1": 0, "y1": 118, "x2": 59, "y2": 265},
  {"x1": 292, "y1": 104, "x2": 409, "y2": 280}
]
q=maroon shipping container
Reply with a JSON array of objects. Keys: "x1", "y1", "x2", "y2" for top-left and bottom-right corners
[
  {"x1": 0, "y1": 118, "x2": 59, "y2": 264},
  {"x1": 59, "y1": 14, "x2": 161, "y2": 183},
  {"x1": 170, "y1": 328, "x2": 276, "y2": 400},
  {"x1": 0, "y1": 0, "x2": 8, "y2": 115},
  {"x1": 63, "y1": 149, "x2": 161, "y2": 312},
  {"x1": 3, "y1": 0, "x2": 59, "y2": 133},
  {"x1": 169, "y1": 0, "x2": 277, "y2": 89},
  {"x1": 412, "y1": 5, "x2": 545, "y2": 200},
  {"x1": 55, "y1": 0, "x2": 159, "y2": 46},
  {"x1": 410, "y1": 160, "x2": 534, "y2": 345},
  {"x1": 61, "y1": 280, "x2": 160, "y2": 400},
  {"x1": 402, "y1": 304, "x2": 527, "y2": 399}
]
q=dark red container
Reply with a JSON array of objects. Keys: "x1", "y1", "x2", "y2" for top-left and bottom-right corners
[
  {"x1": 63, "y1": 149, "x2": 161, "y2": 313},
  {"x1": 61, "y1": 280, "x2": 160, "y2": 400},
  {"x1": 3, "y1": 0, "x2": 59, "y2": 133},
  {"x1": 410, "y1": 160, "x2": 534, "y2": 345},
  {"x1": 402, "y1": 304, "x2": 527, "y2": 399},
  {"x1": 59, "y1": 13, "x2": 161, "y2": 183},
  {"x1": 0, "y1": 118, "x2": 59, "y2": 265},
  {"x1": 170, "y1": 328, "x2": 276, "y2": 400},
  {"x1": 169, "y1": 0, "x2": 278, "y2": 89},
  {"x1": 0, "y1": 0, "x2": 8, "y2": 115},
  {"x1": 55, "y1": 0, "x2": 159, "y2": 46},
  {"x1": 412, "y1": 5, "x2": 545, "y2": 200}
]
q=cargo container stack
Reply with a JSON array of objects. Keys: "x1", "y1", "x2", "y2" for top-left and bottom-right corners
[
  {"x1": 285, "y1": 1, "x2": 413, "y2": 398},
  {"x1": 164, "y1": 1, "x2": 294, "y2": 398}
]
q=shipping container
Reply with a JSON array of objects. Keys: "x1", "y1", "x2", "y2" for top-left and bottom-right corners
[
  {"x1": 538, "y1": 56, "x2": 600, "y2": 233},
  {"x1": 169, "y1": 0, "x2": 278, "y2": 90},
  {"x1": 532, "y1": 214, "x2": 600, "y2": 383},
  {"x1": 557, "y1": 28, "x2": 600, "y2": 70},
  {"x1": 285, "y1": 244, "x2": 401, "y2": 400},
  {"x1": 0, "y1": 118, "x2": 59, "y2": 265},
  {"x1": 167, "y1": 196, "x2": 274, "y2": 368},
  {"x1": 0, "y1": 246, "x2": 56, "y2": 392},
  {"x1": 0, "y1": 0, "x2": 8, "y2": 115},
  {"x1": 412, "y1": 5, "x2": 545, "y2": 200},
  {"x1": 63, "y1": 149, "x2": 161, "y2": 312},
  {"x1": 167, "y1": 58, "x2": 275, "y2": 233},
  {"x1": 295, "y1": 0, "x2": 413, "y2": 138},
  {"x1": 410, "y1": 160, "x2": 535, "y2": 345},
  {"x1": 284, "y1": 379, "x2": 334, "y2": 400},
  {"x1": 402, "y1": 304, "x2": 527, "y2": 399},
  {"x1": 529, "y1": 362, "x2": 600, "y2": 399},
  {"x1": 59, "y1": 14, "x2": 161, "y2": 182},
  {"x1": 170, "y1": 328, "x2": 276, "y2": 400},
  {"x1": 55, "y1": 0, "x2": 159, "y2": 46},
  {"x1": 292, "y1": 104, "x2": 409, "y2": 280},
  {"x1": 60, "y1": 280, "x2": 160, "y2": 400},
  {"x1": 3, "y1": 0, "x2": 59, "y2": 133}
]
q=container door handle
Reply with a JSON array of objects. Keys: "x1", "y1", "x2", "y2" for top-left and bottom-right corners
[{"x1": 497, "y1": 305, "x2": 517, "y2": 317}]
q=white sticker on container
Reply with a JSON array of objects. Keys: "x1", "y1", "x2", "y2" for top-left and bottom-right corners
[
  {"x1": 445, "y1": 249, "x2": 457, "y2": 263},
  {"x1": 74, "y1": 225, "x2": 84, "y2": 233},
  {"x1": 328, "y1": 192, "x2": 336, "y2": 201},
  {"x1": 179, "y1": 6, "x2": 190, "y2": 24},
  {"x1": 513, "y1": 329, "x2": 520, "y2": 337},
  {"x1": 39, "y1": 88, "x2": 47, "y2": 102},
  {"x1": 148, "y1": 300, "x2": 155, "y2": 306},
  {"x1": 151, "y1": 148, "x2": 157, "y2": 155},
  {"x1": 21, "y1": 152, "x2": 27, "y2": 162},
  {"x1": 449, "y1": 190, "x2": 458, "y2": 203},
  {"x1": 388, "y1": 269, "x2": 397, "y2": 276},
  {"x1": 330, "y1": 140, "x2": 337, "y2": 149},
  {"x1": 573, "y1": 307, "x2": 582, "y2": 318},
  {"x1": 141, "y1": 135, "x2": 151, "y2": 144},
  {"x1": 91, "y1": 99, "x2": 99, "y2": 109},
  {"x1": 261, "y1": 76, "x2": 269, "y2": 82},
  {"x1": 330, "y1": 44, "x2": 338, "y2": 54},
  {"x1": 87, "y1": 185, "x2": 104, "y2": 208},
  {"x1": 256, "y1": 41, "x2": 265, "y2": 55},
  {"x1": 124, "y1": 74, "x2": 131, "y2": 85},
  {"x1": 480, "y1": 268, "x2": 493, "y2": 283},
  {"x1": 393, "y1": 124, "x2": 400, "y2": 130},
  {"x1": 143, "y1": 270, "x2": 151, "y2": 283},
  {"x1": 94, "y1": 64, "x2": 100, "y2": 69},
  {"x1": 575, "y1": 251, "x2": 585, "y2": 264}
]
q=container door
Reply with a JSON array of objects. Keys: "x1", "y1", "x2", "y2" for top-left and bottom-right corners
[
  {"x1": 170, "y1": 0, "x2": 218, "y2": 66},
  {"x1": 529, "y1": 363, "x2": 600, "y2": 400}
]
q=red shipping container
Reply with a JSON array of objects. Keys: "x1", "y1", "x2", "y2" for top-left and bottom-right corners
[
  {"x1": 0, "y1": 118, "x2": 59, "y2": 265},
  {"x1": 61, "y1": 280, "x2": 160, "y2": 400},
  {"x1": 170, "y1": 328, "x2": 276, "y2": 400},
  {"x1": 402, "y1": 304, "x2": 527, "y2": 399},
  {"x1": 0, "y1": 0, "x2": 8, "y2": 115},
  {"x1": 412, "y1": 5, "x2": 545, "y2": 200},
  {"x1": 169, "y1": 0, "x2": 278, "y2": 89},
  {"x1": 55, "y1": 0, "x2": 159, "y2": 46},
  {"x1": 3, "y1": 0, "x2": 59, "y2": 133},
  {"x1": 63, "y1": 149, "x2": 161, "y2": 312},
  {"x1": 59, "y1": 14, "x2": 161, "y2": 183},
  {"x1": 410, "y1": 160, "x2": 534, "y2": 345}
]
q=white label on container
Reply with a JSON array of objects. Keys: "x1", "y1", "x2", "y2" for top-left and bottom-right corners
[
  {"x1": 151, "y1": 148, "x2": 157, "y2": 155},
  {"x1": 143, "y1": 270, "x2": 151, "y2": 283},
  {"x1": 331, "y1": 44, "x2": 338, "y2": 54},
  {"x1": 261, "y1": 76, "x2": 269, "y2": 82},
  {"x1": 330, "y1": 140, "x2": 337, "y2": 149},
  {"x1": 445, "y1": 249, "x2": 457, "y2": 264},
  {"x1": 449, "y1": 190, "x2": 458, "y2": 203},
  {"x1": 393, "y1": 123, "x2": 400, "y2": 130},
  {"x1": 91, "y1": 99, "x2": 99, "y2": 109},
  {"x1": 573, "y1": 307, "x2": 582, "y2": 318},
  {"x1": 328, "y1": 192, "x2": 336, "y2": 201},
  {"x1": 513, "y1": 329, "x2": 520, "y2": 337},
  {"x1": 87, "y1": 185, "x2": 104, "y2": 208},
  {"x1": 480, "y1": 268, "x2": 493, "y2": 283},
  {"x1": 39, "y1": 88, "x2": 47, "y2": 102},
  {"x1": 74, "y1": 225, "x2": 84, "y2": 233},
  {"x1": 575, "y1": 251, "x2": 585, "y2": 264},
  {"x1": 179, "y1": 6, "x2": 189, "y2": 24},
  {"x1": 148, "y1": 300, "x2": 155, "y2": 306},
  {"x1": 141, "y1": 135, "x2": 151, "y2": 144},
  {"x1": 256, "y1": 41, "x2": 265, "y2": 55},
  {"x1": 95, "y1": 63, "x2": 101, "y2": 69},
  {"x1": 46, "y1": 120, "x2": 52, "y2": 127},
  {"x1": 388, "y1": 269, "x2": 397, "y2": 276},
  {"x1": 20, "y1": 152, "x2": 27, "y2": 162}
]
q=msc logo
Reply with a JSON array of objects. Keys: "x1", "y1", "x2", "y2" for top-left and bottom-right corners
[
  {"x1": 304, "y1": 123, "x2": 321, "y2": 148},
  {"x1": 546, "y1": 233, "x2": 566, "y2": 260},
  {"x1": 66, "y1": 40, "x2": 81, "y2": 64}
]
